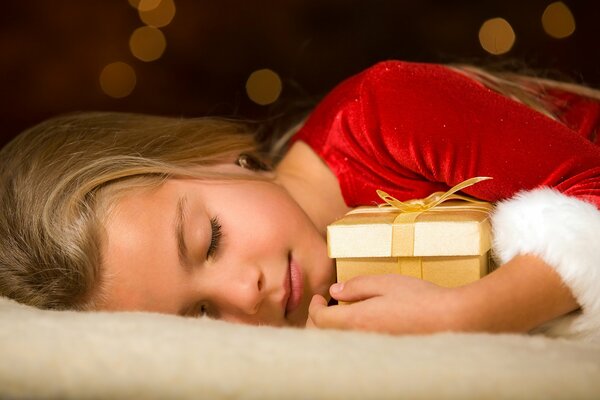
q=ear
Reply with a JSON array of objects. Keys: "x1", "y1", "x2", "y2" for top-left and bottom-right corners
[{"x1": 234, "y1": 153, "x2": 272, "y2": 172}]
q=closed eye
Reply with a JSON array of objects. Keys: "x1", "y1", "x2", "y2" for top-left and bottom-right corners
[{"x1": 207, "y1": 216, "x2": 222, "y2": 260}]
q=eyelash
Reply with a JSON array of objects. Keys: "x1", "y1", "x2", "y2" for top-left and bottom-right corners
[{"x1": 207, "y1": 216, "x2": 222, "y2": 260}]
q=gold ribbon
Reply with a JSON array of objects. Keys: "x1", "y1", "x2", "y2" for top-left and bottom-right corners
[
  {"x1": 373, "y1": 176, "x2": 493, "y2": 258},
  {"x1": 399, "y1": 257, "x2": 424, "y2": 279},
  {"x1": 376, "y1": 176, "x2": 493, "y2": 213}
]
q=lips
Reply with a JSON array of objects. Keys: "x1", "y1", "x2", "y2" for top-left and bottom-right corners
[{"x1": 285, "y1": 254, "x2": 303, "y2": 314}]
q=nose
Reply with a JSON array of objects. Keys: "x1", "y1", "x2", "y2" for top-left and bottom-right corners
[{"x1": 216, "y1": 262, "x2": 265, "y2": 321}]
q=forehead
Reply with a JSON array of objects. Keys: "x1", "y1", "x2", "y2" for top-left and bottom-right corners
[{"x1": 97, "y1": 180, "x2": 185, "y2": 313}]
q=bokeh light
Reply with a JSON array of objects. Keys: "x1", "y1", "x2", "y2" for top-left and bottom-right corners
[
  {"x1": 542, "y1": 2, "x2": 575, "y2": 39},
  {"x1": 128, "y1": 0, "x2": 141, "y2": 8},
  {"x1": 139, "y1": 0, "x2": 176, "y2": 27},
  {"x1": 478, "y1": 18, "x2": 516, "y2": 55},
  {"x1": 129, "y1": 26, "x2": 166, "y2": 62},
  {"x1": 138, "y1": 0, "x2": 162, "y2": 12},
  {"x1": 99, "y1": 62, "x2": 137, "y2": 98},
  {"x1": 245, "y1": 69, "x2": 282, "y2": 105}
]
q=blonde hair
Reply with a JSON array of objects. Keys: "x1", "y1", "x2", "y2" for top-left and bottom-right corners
[
  {"x1": 449, "y1": 64, "x2": 600, "y2": 120},
  {"x1": 0, "y1": 112, "x2": 258, "y2": 310}
]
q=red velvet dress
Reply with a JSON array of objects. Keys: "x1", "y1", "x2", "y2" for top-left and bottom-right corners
[{"x1": 293, "y1": 61, "x2": 600, "y2": 342}]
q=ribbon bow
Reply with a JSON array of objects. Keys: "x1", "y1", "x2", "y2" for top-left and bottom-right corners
[{"x1": 376, "y1": 176, "x2": 493, "y2": 213}]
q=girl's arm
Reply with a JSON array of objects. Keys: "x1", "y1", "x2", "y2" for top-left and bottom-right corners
[
  {"x1": 307, "y1": 254, "x2": 579, "y2": 334},
  {"x1": 456, "y1": 254, "x2": 579, "y2": 332},
  {"x1": 308, "y1": 188, "x2": 600, "y2": 337}
]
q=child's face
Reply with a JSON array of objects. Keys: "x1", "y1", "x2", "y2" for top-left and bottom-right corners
[{"x1": 99, "y1": 170, "x2": 335, "y2": 327}]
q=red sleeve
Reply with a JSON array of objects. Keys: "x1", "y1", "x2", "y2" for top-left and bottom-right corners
[{"x1": 293, "y1": 60, "x2": 600, "y2": 209}]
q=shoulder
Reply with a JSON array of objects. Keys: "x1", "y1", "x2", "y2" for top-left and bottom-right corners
[{"x1": 354, "y1": 60, "x2": 476, "y2": 92}]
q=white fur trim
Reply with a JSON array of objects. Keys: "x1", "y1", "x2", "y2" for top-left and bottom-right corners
[{"x1": 491, "y1": 187, "x2": 600, "y2": 342}]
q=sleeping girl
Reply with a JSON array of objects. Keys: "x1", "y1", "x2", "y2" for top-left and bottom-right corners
[{"x1": 1, "y1": 61, "x2": 599, "y2": 340}]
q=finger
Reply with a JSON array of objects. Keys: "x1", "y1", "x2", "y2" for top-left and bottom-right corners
[
  {"x1": 309, "y1": 302, "x2": 361, "y2": 330},
  {"x1": 306, "y1": 294, "x2": 328, "y2": 329},
  {"x1": 330, "y1": 274, "x2": 392, "y2": 302}
]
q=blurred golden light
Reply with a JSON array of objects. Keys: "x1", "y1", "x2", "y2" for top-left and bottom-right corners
[
  {"x1": 542, "y1": 2, "x2": 575, "y2": 39},
  {"x1": 129, "y1": 26, "x2": 166, "y2": 62},
  {"x1": 478, "y1": 18, "x2": 516, "y2": 55},
  {"x1": 128, "y1": 0, "x2": 141, "y2": 8},
  {"x1": 246, "y1": 69, "x2": 283, "y2": 106},
  {"x1": 138, "y1": 0, "x2": 162, "y2": 12},
  {"x1": 99, "y1": 62, "x2": 136, "y2": 98},
  {"x1": 139, "y1": 0, "x2": 175, "y2": 27}
]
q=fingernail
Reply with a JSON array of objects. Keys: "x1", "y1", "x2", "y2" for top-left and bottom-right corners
[{"x1": 330, "y1": 282, "x2": 344, "y2": 293}]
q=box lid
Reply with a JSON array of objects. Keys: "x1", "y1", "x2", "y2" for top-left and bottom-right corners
[{"x1": 327, "y1": 202, "x2": 492, "y2": 258}]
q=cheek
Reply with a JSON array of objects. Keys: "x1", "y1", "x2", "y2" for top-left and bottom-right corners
[
  {"x1": 308, "y1": 239, "x2": 336, "y2": 289},
  {"x1": 229, "y1": 188, "x2": 303, "y2": 231},
  {"x1": 203, "y1": 182, "x2": 314, "y2": 250},
  {"x1": 236, "y1": 206, "x2": 301, "y2": 248}
]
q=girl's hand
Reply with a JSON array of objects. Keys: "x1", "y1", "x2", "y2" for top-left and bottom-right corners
[{"x1": 306, "y1": 274, "x2": 463, "y2": 334}]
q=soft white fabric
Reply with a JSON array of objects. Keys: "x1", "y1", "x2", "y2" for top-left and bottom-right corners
[
  {"x1": 492, "y1": 187, "x2": 600, "y2": 342},
  {"x1": 2, "y1": 296, "x2": 600, "y2": 399}
]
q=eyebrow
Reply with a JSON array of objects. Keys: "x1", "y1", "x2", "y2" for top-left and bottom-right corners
[{"x1": 175, "y1": 195, "x2": 193, "y2": 270}]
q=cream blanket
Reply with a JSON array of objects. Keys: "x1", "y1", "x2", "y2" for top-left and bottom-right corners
[{"x1": 1, "y1": 296, "x2": 600, "y2": 399}]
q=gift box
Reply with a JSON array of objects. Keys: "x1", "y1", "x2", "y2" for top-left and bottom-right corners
[{"x1": 327, "y1": 178, "x2": 495, "y2": 290}]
